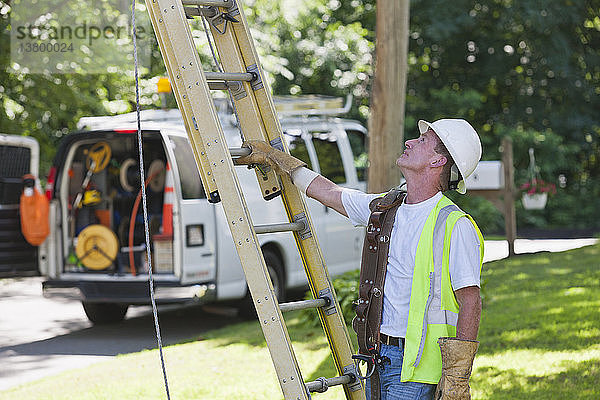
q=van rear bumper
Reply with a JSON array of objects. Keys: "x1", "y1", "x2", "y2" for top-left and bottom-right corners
[{"x1": 42, "y1": 279, "x2": 216, "y2": 304}]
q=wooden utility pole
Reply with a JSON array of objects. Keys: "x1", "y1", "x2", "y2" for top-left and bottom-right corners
[{"x1": 367, "y1": 0, "x2": 410, "y2": 192}]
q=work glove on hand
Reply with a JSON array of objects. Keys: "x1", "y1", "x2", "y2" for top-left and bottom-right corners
[
  {"x1": 236, "y1": 140, "x2": 306, "y2": 180},
  {"x1": 434, "y1": 337, "x2": 479, "y2": 400}
]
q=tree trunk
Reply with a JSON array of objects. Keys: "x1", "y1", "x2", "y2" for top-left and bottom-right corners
[{"x1": 367, "y1": 0, "x2": 410, "y2": 192}]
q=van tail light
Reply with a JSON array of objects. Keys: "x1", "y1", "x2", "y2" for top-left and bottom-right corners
[
  {"x1": 162, "y1": 163, "x2": 175, "y2": 236},
  {"x1": 45, "y1": 166, "x2": 56, "y2": 200}
]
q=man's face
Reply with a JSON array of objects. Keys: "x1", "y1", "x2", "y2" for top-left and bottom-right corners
[{"x1": 396, "y1": 128, "x2": 442, "y2": 173}]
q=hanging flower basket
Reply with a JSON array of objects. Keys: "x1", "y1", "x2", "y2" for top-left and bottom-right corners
[
  {"x1": 520, "y1": 148, "x2": 556, "y2": 210},
  {"x1": 521, "y1": 192, "x2": 548, "y2": 210},
  {"x1": 519, "y1": 179, "x2": 556, "y2": 210}
]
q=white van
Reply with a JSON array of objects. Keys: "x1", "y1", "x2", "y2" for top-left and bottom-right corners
[
  {"x1": 0, "y1": 134, "x2": 40, "y2": 277},
  {"x1": 40, "y1": 96, "x2": 368, "y2": 324}
]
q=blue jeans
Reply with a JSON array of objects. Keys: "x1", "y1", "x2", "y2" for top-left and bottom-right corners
[{"x1": 366, "y1": 343, "x2": 436, "y2": 400}]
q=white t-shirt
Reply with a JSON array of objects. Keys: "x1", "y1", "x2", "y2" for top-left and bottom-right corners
[{"x1": 341, "y1": 189, "x2": 481, "y2": 338}]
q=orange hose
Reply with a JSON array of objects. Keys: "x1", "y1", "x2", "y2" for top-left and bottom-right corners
[{"x1": 128, "y1": 171, "x2": 160, "y2": 276}]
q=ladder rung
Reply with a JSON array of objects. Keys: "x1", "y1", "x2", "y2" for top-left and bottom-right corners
[
  {"x1": 229, "y1": 147, "x2": 251, "y2": 157},
  {"x1": 279, "y1": 298, "x2": 329, "y2": 313},
  {"x1": 306, "y1": 375, "x2": 354, "y2": 393},
  {"x1": 208, "y1": 81, "x2": 242, "y2": 92},
  {"x1": 184, "y1": 6, "x2": 217, "y2": 18},
  {"x1": 182, "y1": 0, "x2": 234, "y2": 8},
  {"x1": 208, "y1": 81, "x2": 228, "y2": 91},
  {"x1": 205, "y1": 72, "x2": 255, "y2": 82},
  {"x1": 254, "y1": 222, "x2": 305, "y2": 234}
]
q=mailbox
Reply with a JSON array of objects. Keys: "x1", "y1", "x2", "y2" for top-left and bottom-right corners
[{"x1": 465, "y1": 161, "x2": 504, "y2": 190}]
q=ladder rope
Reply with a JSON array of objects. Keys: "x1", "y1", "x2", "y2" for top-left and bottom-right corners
[{"x1": 132, "y1": 1, "x2": 171, "y2": 398}]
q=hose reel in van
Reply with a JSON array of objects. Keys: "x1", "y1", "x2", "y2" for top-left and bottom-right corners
[
  {"x1": 119, "y1": 159, "x2": 165, "y2": 193},
  {"x1": 84, "y1": 142, "x2": 111, "y2": 173},
  {"x1": 75, "y1": 224, "x2": 119, "y2": 270},
  {"x1": 147, "y1": 160, "x2": 166, "y2": 192},
  {"x1": 119, "y1": 158, "x2": 138, "y2": 192}
]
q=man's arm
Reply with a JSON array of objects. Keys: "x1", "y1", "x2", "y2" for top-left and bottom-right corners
[
  {"x1": 454, "y1": 285, "x2": 481, "y2": 340},
  {"x1": 303, "y1": 173, "x2": 348, "y2": 217}
]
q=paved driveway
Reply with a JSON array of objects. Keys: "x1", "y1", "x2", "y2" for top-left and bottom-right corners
[
  {"x1": 483, "y1": 238, "x2": 598, "y2": 262},
  {"x1": 0, "y1": 278, "x2": 239, "y2": 391}
]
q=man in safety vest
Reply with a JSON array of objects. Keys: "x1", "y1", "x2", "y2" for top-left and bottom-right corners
[{"x1": 239, "y1": 119, "x2": 483, "y2": 400}]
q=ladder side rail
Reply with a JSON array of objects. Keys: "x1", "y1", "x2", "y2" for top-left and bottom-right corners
[
  {"x1": 281, "y1": 179, "x2": 364, "y2": 398},
  {"x1": 145, "y1": 1, "x2": 310, "y2": 398},
  {"x1": 203, "y1": 10, "x2": 283, "y2": 201},
  {"x1": 223, "y1": 3, "x2": 285, "y2": 145}
]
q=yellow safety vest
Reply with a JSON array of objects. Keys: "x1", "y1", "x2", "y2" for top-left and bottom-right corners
[{"x1": 400, "y1": 195, "x2": 484, "y2": 384}]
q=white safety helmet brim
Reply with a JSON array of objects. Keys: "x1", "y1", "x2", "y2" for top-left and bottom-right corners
[{"x1": 418, "y1": 119, "x2": 482, "y2": 194}]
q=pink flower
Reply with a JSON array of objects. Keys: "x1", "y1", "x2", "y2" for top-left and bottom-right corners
[{"x1": 520, "y1": 179, "x2": 557, "y2": 195}]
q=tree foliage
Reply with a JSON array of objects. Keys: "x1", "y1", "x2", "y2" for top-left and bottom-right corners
[
  {"x1": 407, "y1": 0, "x2": 600, "y2": 231},
  {"x1": 1, "y1": 0, "x2": 598, "y2": 231}
]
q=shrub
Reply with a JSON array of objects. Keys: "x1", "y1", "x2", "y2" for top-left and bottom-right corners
[{"x1": 299, "y1": 269, "x2": 360, "y2": 327}]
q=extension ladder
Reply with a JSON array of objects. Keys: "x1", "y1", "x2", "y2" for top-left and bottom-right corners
[{"x1": 144, "y1": 0, "x2": 366, "y2": 398}]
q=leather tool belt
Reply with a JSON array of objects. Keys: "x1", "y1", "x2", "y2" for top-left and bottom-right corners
[{"x1": 352, "y1": 188, "x2": 405, "y2": 400}]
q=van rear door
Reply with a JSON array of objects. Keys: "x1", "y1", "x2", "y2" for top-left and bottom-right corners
[
  {"x1": 0, "y1": 134, "x2": 40, "y2": 277},
  {"x1": 166, "y1": 135, "x2": 217, "y2": 285}
]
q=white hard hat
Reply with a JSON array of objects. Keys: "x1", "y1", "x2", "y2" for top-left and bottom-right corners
[{"x1": 418, "y1": 119, "x2": 482, "y2": 194}]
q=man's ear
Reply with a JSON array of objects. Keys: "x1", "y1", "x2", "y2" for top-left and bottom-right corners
[{"x1": 430, "y1": 155, "x2": 447, "y2": 168}]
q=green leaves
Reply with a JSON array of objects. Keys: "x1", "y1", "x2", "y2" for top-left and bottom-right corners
[
  {"x1": 1, "y1": 0, "x2": 598, "y2": 230},
  {"x1": 299, "y1": 269, "x2": 359, "y2": 327},
  {"x1": 406, "y1": 0, "x2": 600, "y2": 231}
]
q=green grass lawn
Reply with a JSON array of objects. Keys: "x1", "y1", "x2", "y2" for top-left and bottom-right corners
[
  {"x1": 472, "y1": 243, "x2": 600, "y2": 399},
  {"x1": 2, "y1": 243, "x2": 599, "y2": 400}
]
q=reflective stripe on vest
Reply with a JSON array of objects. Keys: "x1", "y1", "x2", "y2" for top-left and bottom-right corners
[{"x1": 401, "y1": 195, "x2": 484, "y2": 384}]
